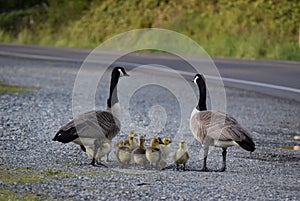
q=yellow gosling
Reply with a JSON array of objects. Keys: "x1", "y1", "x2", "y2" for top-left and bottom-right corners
[
  {"x1": 174, "y1": 140, "x2": 189, "y2": 171},
  {"x1": 114, "y1": 130, "x2": 136, "y2": 155},
  {"x1": 132, "y1": 135, "x2": 148, "y2": 167},
  {"x1": 160, "y1": 137, "x2": 172, "y2": 168},
  {"x1": 115, "y1": 130, "x2": 137, "y2": 150},
  {"x1": 127, "y1": 130, "x2": 138, "y2": 151},
  {"x1": 116, "y1": 140, "x2": 131, "y2": 168},
  {"x1": 85, "y1": 142, "x2": 111, "y2": 167},
  {"x1": 146, "y1": 138, "x2": 164, "y2": 169}
]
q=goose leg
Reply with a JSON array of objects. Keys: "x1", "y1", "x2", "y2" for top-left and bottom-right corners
[
  {"x1": 106, "y1": 140, "x2": 112, "y2": 162},
  {"x1": 91, "y1": 148, "x2": 101, "y2": 167},
  {"x1": 90, "y1": 141, "x2": 107, "y2": 167},
  {"x1": 96, "y1": 160, "x2": 108, "y2": 168},
  {"x1": 91, "y1": 157, "x2": 97, "y2": 166},
  {"x1": 216, "y1": 148, "x2": 227, "y2": 172},
  {"x1": 200, "y1": 146, "x2": 209, "y2": 172},
  {"x1": 144, "y1": 161, "x2": 150, "y2": 170},
  {"x1": 80, "y1": 145, "x2": 86, "y2": 152},
  {"x1": 106, "y1": 153, "x2": 110, "y2": 162},
  {"x1": 155, "y1": 161, "x2": 160, "y2": 170}
]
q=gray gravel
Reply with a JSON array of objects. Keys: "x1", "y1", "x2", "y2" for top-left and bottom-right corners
[{"x1": 0, "y1": 56, "x2": 299, "y2": 200}]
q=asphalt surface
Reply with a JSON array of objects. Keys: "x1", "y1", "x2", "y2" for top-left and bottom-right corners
[
  {"x1": 0, "y1": 45, "x2": 299, "y2": 200},
  {"x1": 0, "y1": 43, "x2": 299, "y2": 102}
]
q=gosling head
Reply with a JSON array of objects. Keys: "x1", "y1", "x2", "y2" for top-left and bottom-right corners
[
  {"x1": 150, "y1": 138, "x2": 162, "y2": 147},
  {"x1": 129, "y1": 130, "x2": 135, "y2": 140},
  {"x1": 163, "y1": 137, "x2": 172, "y2": 145},
  {"x1": 122, "y1": 140, "x2": 130, "y2": 147},
  {"x1": 156, "y1": 137, "x2": 164, "y2": 145},
  {"x1": 179, "y1": 140, "x2": 185, "y2": 149},
  {"x1": 138, "y1": 135, "x2": 146, "y2": 146},
  {"x1": 139, "y1": 135, "x2": 145, "y2": 142}
]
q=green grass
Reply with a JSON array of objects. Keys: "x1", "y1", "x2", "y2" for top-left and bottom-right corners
[
  {"x1": 44, "y1": 168, "x2": 74, "y2": 177},
  {"x1": 275, "y1": 145, "x2": 299, "y2": 151},
  {"x1": 0, "y1": 0, "x2": 299, "y2": 61},
  {"x1": 0, "y1": 189, "x2": 42, "y2": 201},
  {"x1": 0, "y1": 164, "x2": 150, "y2": 200},
  {"x1": 0, "y1": 82, "x2": 38, "y2": 93},
  {"x1": 0, "y1": 165, "x2": 44, "y2": 183},
  {"x1": 0, "y1": 165, "x2": 71, "y2": 200}
]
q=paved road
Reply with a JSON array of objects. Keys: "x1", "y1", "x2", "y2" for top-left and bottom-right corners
[{"x1": 0, "y1": 43, "x2": 299, "y2": 102}]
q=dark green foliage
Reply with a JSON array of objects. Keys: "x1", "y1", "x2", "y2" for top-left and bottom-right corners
[
  {"x1": 0, "y1": 0, "x2": 47, "y2": 12},
  {"x1": 0, "y1": 0, "x2": 299, "y2": 60}
]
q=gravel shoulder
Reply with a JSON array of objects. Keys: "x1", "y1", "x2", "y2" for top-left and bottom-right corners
[{"x1": 0, "y1": 56, "x2": 299, "y2": 200}]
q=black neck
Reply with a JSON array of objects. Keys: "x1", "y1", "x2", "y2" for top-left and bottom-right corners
[
  {"x1": 196, "y1": 77, "x2": 207, "y2": 111},
  {"x1": 107, "y1": 71, "x2": 119, "y2": 108}
]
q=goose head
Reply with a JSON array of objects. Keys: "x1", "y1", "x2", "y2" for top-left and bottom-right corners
[
  {"x1": 192, "y1": 74, "x2": 205, "y2": 84},
  {"x1": 113, "y1": 66, "x2": 130, "y2": 78},
  {"x1": 107, "y1": 66, "x2": 129, "y2": 113}
]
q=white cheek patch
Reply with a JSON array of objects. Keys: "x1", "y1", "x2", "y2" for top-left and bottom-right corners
[
  {"x1": 193, "y1": 76, "x2": 199, "y2": 84},
  {"x1": 118, "y1": 68, "x2": 124, "y2": 77}
]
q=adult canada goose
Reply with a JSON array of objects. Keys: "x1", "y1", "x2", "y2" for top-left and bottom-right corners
[
  {"x1": 52, "y1": 67, "x2": 129, "y2": 167},
  {"x1": 174, "y1": 140, "x2": 189, "y2": 171},
  {"x1": 146, "y1": 137, "x2": 164, "y2": 169},
  {"x1": 190, "y1": 74, "x2": 255, "y2": 172},
  {"x1": 132, "y1": 135, "x2": 148, "y2": 167}
]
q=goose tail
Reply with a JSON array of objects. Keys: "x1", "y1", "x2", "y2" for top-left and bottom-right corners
[
  {"x1": 52, "y1": 128, "x2": 78, "y2": 143},
  {"x1": 236, "y1": 134, "x2": 255, "y2": 152}
]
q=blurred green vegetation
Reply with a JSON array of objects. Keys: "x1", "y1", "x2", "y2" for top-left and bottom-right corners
[
  {"x1": 0, "y1": 81, "x2": 38, "y2": 93},
  {"x1": 0, "y1": 0, "x2": 299, "y2": 60}
]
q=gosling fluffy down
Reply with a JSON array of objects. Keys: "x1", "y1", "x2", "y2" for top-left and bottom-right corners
[
  {"x1": 115, "y1": 140, "x2": 131, "y2": 168},
  {"x1": 174, "y1": 140, "x2": 189, "y2": 170},
  {"x1": 85, "y1": 143, "x2": 112, "y2": 167},
  {"x1": 146, "y1": 138, "x2": 164, "y2": 169},
  {"x1": 115, "y1": 130, "x2": 137, "y2": 152},
  {"x1": 159, "y1": 137, "x2": 172, "y2": 168},
  {"x1": 132, "y1": 135, "x2": 148, "y2": 167}
]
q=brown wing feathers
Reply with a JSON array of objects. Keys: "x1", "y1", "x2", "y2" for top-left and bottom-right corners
[{"x1": 52, "y1": 110, "x2": 120, "y2": 143}]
